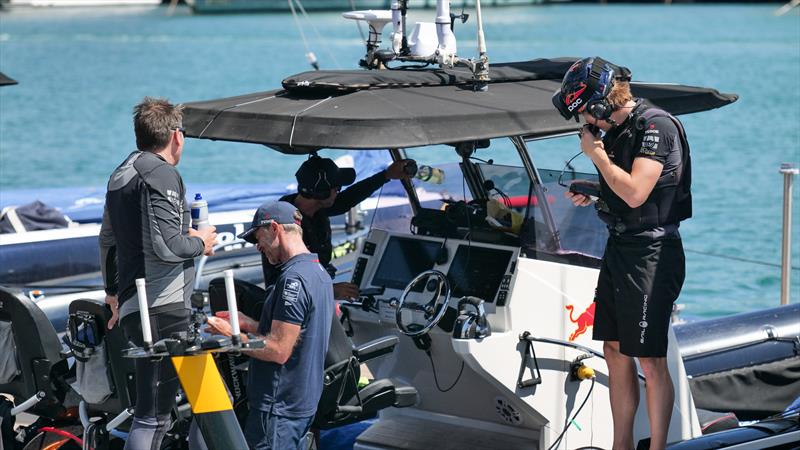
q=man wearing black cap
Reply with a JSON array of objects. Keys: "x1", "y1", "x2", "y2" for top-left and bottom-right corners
[
  {"x1": 207, "y1": 201, "x2": 333, "y2": 450},
  {"x1": 262, "y1": 155, "x2": 414, "y2": 300}
]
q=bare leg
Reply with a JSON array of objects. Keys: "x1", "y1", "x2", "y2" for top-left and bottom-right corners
[
  {"x1": 604, "y1": 341, "x2": 639, "y2": 450},
  {"x1": 638, "y1": 357, "x2": 674, "y2": 450}
]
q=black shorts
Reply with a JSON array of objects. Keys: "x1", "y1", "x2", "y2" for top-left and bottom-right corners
[{"x1": 593, "y1": 234, "x2": 685, "y2": 357}]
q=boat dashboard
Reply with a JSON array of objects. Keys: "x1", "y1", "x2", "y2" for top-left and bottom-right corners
[{"x1": 349, "y1": 228, "x2": 519, "y2": 333}]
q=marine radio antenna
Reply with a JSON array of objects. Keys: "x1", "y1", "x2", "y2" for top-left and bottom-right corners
[
  {"x1": 344, "y1": 0, "x2": 491, "y2": 89},
  {"x1": 472, "y1": 0, "x2": 490, "y2": 90}
]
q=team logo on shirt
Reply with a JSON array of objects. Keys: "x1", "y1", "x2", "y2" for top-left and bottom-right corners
[
  {"x1": 640, "y1": 134, "x2": 660, "y2": 156},
  {"x1": 283, "y1": 278, "x2": 301, "y2": 304}
]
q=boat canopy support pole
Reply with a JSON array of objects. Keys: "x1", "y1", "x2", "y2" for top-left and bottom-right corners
[
  {"x1": 511, "y1": 136, "x2": 562, "y2": 252},
  {"x1": 389, "y1": 148, "x2": 420, "y2": 216},
  {"x1": 780, "y1": 162, "x2": 798, "y2": 305}
]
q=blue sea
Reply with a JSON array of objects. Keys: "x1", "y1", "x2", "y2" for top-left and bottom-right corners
[{"x1": 0, "y1": 3, "x2": 798, "y2": 318}]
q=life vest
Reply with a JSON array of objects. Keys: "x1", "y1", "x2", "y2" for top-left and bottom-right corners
[{"x1": 596, "y1": 102, "x2": 692, "y2": 233}]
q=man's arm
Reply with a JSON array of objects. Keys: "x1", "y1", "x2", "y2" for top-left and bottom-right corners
[
  {"x1": 99, "y1": 204, "x2": 120, "y2": 329},
  {"x1": 205, "y1": 315, "x2": 300, "y2": 364},
  {"x1": 327, "y1": 171, "x2": 388, "y2": 216},
  {"x1": 244, "y1": 320, "x2": 301, "y2": 364},
  {"x1": 99, "y1": 204, "x2": 119, "y2": 296},
  {"x1": 146, "y1": 166, "x2": 207, "y2": 262},
  {"x1": 328, "y1": 159, "x2": 414, "y2": 216},
  {"x1": 579, "y1": 126, "x2": 663, "y2": 208}
]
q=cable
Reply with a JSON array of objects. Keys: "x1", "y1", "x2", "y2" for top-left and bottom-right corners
[
  {"x1": 556, "y1": 151, "x2": 584, "y2": 188},
  {"x1": 370, "y1": 183, "x2": 385, "y2": 239},
  {"x1": 288, "y1": 0, "x2": 342, "y2": 70},
  {"x1": 684, "y1": 248, "x2": 799, "y2": 271},
  {"x1": 347, "y1": 0, "x2": 367, "y2": 44},
  {"x1": 288, "y1": 0, "x2": 318, "y2": 70},
  {"x1": 39, "y1": 426, "x2": 89, "y2": 450},
  {"x1": 426, "y1": 350, "x2": 465, "y2": 392},
  {"x1": 546, "y1": 377, "x2": 595, "y2": 450}
]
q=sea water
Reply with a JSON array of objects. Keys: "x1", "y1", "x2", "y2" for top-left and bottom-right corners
[{"x1": 0, "y1": 4, "x2": 798, "y2": 317}]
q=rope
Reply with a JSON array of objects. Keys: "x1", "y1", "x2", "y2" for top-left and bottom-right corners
[
  {"x1": 348, "y1": 0, "x2": 367, "y2": 44},
  {"x1": 289, "y1": 96, "x2": 333, "y2": 148},
  {"x1": 685, "y1": 248, "x2": 799, "y2": 271},
  {"x1": 197, "y1": 94, "x2": 281, "y2": 138},
  {"x1": 288, "y1": 0, "x2": 316, "y2": 69},
  {"x1": 288, "y1": 0, "x2": 342, "y2": 69}
]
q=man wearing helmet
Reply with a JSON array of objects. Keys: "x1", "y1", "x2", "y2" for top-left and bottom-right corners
[{"x1": 553, "y1": 57, "x2": 692, "y2": 450}]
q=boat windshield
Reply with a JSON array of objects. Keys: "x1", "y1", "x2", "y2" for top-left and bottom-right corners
[
  {"x1": 477, "y1": 163, "x2": 606, "y2": 266},
  {"x1": 368, "y1": 145, "x2": 473, "y2": 233},
  {"x1": 367, "y1": 141, "x2": 606, "y2": 267}
]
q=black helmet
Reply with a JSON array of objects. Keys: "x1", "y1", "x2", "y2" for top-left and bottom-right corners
[{"x1": 552, "y1": 57, "x2": 617, "y2": 121}]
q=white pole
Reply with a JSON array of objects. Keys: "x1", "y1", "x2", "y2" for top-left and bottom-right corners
[
  {"x1": 224, "y1": 269, "x2": 241, "y2": 342},
  {"x1": 780, "y1": 163, "x2": 798, "y2": 305},
  {"x1": 135, "y1": 278, "x2": 153, "y2": 348},
  {"x1": 391, "y1": 0, "x2": 402, "y2": 53},
  {"x1": 475, "y1": 0, "x2": 486, "y2": 56}
]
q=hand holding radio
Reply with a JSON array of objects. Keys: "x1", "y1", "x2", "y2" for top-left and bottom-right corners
[{"x1": 580, "y1": 124, "x2": 605, "y2": 160}]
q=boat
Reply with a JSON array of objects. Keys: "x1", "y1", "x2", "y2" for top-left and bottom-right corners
[
  {"x1": 0, "y1": 152, "x2": 414, "y2": 289},
  {"x1": 3, "y1": 0, "x2": 160, "y2": 7},
  {"x1": 185, "y1": 0, "x2": 547, "y2": 15},
  {"x1": 3, "y1": 3, "x2": 799, "y2": 449},
  {"x1": 174, "y1": 55, "x2": 800, "y2": 448}
]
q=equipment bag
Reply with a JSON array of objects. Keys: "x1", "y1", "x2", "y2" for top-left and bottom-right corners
[
  {"x1": 0, "y1": 321, "x2": 20, "y2": 384},
  {"x1": 65, "y1": 312, "x2": 113, "y2": 404},
  {"x1": 0, "y1": 200, "x2": 73, "y2": 234}
]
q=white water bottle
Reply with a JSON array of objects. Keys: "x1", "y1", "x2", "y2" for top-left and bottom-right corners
[{"x1": 191, "y1": 193, "x2": 209, "y2": 230}]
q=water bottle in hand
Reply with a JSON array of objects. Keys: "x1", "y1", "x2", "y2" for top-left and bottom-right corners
[
  {"x1": 403, "y1": 160, "x2": 445, "y2": 185},
  {"x1": 191, "y1": 193, "x2": 210, "y2": 230}
]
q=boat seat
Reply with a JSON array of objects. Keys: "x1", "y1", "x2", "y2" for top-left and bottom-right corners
[
  {"x1": 313, "y1": 309, "x2": 418, "y2": 430},
  {"x1": 66, "y1": 299, "x2": 135, "y2": 417},
  {"x1": 0, "y1": 287, "x2": 70, "y2": 418}
]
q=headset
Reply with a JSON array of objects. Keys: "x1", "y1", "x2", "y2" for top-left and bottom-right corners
[
  {"x1": 297, "y1": 155, "x2": 334, "y2": 200},
  {"x1": 582, "y1": 57, "x2": 616, "y2": 121},
  {"x1": 452, "y1": 296, "x2": 490, "y2": 340}
]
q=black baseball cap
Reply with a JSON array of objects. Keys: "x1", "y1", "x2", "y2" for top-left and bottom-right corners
[
  {"x1": 237, "y1": 201, "x2": 303, "y2": 244},
  {"x1": 295, "y1": 157, "x2": 356, "y2": 197}
]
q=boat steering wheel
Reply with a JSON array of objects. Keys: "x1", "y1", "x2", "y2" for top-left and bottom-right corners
[{"x1": 395, "y1": 270, "x2": 451, "y2": 337}]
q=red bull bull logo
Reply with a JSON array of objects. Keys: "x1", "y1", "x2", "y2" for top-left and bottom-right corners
[{"x1": 566, "y1": 302, "x2": 595, "y2": 342}]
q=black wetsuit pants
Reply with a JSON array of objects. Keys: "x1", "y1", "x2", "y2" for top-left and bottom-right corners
[{"x1": 121, "y1": 309, "x2": 189, "y2": 450}]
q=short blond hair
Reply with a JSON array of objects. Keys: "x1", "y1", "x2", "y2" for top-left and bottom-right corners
[
  {"x1": 281, "y1": 223, "x2": 303, "y2": 236},
  {"x1": 606, "y1": 81, "x2": 633, "y2": 109}
]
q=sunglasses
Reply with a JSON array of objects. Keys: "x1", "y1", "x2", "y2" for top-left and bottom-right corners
[{"x1": 175, "y1": 126, "x2": 186, "y2": 136}]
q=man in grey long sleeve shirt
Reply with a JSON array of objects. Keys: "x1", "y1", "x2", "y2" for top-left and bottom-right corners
[{"x1": 99, "y1": 97, "x2": 216, "y2": 450}]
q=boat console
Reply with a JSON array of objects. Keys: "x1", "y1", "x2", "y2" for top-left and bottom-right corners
[{"x1": 349, "y1": 229, "x2": 519, "y2": 333}]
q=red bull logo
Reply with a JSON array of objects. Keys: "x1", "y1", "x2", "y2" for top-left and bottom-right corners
[{"x1": 566, "y1": 302, "x2": 595, "y2": 342}]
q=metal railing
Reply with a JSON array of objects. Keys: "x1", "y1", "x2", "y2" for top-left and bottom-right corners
[{"x1": 780, "y1": 162, "x2": 798, "y2": 305}]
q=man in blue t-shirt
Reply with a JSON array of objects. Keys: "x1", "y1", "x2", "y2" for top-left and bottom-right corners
[{"x1": 206, "y1": 201, "x2": 333, "y2": 450}]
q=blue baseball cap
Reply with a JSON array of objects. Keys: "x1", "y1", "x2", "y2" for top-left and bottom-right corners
[{"x1": 237, "y1": 201, "x2": 303, "y2": 244}]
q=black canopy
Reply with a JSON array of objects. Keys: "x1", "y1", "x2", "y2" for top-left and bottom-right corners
[
  {"x1": 183, "y1": 59, "x2": 737, "y2": 154},
  {"x1": 0, "y1": 72, "x2": 18, "y2": 87}
]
